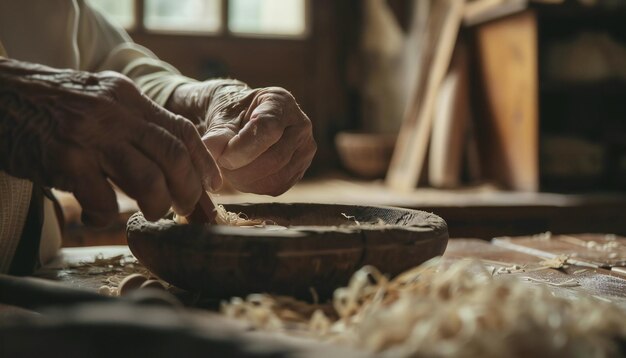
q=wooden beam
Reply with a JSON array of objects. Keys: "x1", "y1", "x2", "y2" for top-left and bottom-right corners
[{"x1": 386, "y1": 0, "x2": 465, "y2": 191}]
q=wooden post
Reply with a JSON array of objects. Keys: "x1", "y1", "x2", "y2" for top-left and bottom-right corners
[{"x1": 474, "y1": 10, "x2": 538, "y2": 191}]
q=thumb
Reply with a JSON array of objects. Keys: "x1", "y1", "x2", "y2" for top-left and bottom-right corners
[
  {"x1": 202, "y1": 125, "x2": 237, "y2": 163},
  {"x1": 202, "y1": 109, "x2": 246, "y2": 163}
]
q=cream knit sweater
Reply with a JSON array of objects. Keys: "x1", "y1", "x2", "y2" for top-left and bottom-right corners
[{"x1": 0, "y1": 0, "x2": 195, "y2": 272}]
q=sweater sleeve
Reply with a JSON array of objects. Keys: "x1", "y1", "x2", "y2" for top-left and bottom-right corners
[{"x1": 75, "y1": 0, "x2": 197, "y2": 106}]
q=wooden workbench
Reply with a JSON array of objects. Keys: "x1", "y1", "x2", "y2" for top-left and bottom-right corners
[
  {"x1": 35, "y1": 234, "x2": 626, "y2": 307},
  {"x1": 1, "y1": 234, "x2": 625, "y2": 357}
]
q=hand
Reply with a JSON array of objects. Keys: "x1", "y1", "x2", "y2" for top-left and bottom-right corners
[
  {"x1": 167, "y1": 81, "x2": 316, "y2": 196},
  {"x1": 0, "y1": 59, "x2": 220, "y2": 225}
]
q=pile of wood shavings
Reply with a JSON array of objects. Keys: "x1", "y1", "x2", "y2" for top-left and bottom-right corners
[
  {"x1": 213, "y1": 204, "x2": 265, "y2": 226},
  {"x1": 175, "y1": 204, "x2": 265, "y2": 226},
  {"x1": 222, "y1": 258, "x2": 626, "y2": 358}
]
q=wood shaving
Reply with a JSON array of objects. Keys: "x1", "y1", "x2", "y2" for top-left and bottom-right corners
[
  {"x1": 214, "y1": 204, "x2": 265, "y2": 226},
  {"x1": 532, "y1": 231, "x2": 553, "y2": 241},
  {"x1": 222, "y1": 258, "x2": 626, "y2": 357},
  {"x1": 521, "y1": 276, "x2": 581, "y2": 288},
  {"x1": 175, "y1": 204, "x2": 265, "y2": 226},
  {"x1": 561, "y1": 235, "x2": 626, "y2": 254},
  {"x1": 492, "y1": 264, "x2": 525, "y2": 275},
  {"x1": 538, "y1": 254, "x2": 569, "y2": 269},
  {"x1": 341, "y1": 213, "x2": 360, "y2": 226}
]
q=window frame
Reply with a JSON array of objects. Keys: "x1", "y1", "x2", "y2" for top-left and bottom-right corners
[{"x1": 127, "y1": 0, "x2": 310, "y2": 40}]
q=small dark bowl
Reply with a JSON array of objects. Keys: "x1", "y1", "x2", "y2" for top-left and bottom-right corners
[{"x1": 126, "y1": 203, "x2": 448, "y2": 300}]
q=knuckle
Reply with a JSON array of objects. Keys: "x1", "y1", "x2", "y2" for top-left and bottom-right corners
[
  {"x1": 302, "y1": 115, "x2": 313, "y2": 129},
  {"x1": 254, "y1": 116, "x2": 282, "y2": 135},
  {"x1": 266, "y1": 87, "x2": 292, "y2": 99},
  {"x1": 100, "y1": 71, "x2": 132, "y2": 86},
  {"x1": 100, "y1": 72, "x2": 138, "y2": 99}
]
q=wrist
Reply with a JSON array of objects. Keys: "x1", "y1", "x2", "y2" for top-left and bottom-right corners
[
  {"x1": 165, "y1": 82, "x2": 203, "y2": 125},
  {"x1": 165, "y1": 79, "x2": 252, "y2": 131}
]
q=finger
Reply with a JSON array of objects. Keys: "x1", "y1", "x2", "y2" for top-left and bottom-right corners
[
  {"x1": 218, "y1": 100, "x2": 288, "y2": 170},
  {"x1": 139, "y1": 95, "x2": 222, "y2": 192},
  {"x1": 226, "y1": 139, "x2": 316, "y2": 196},
  {"x1": 74, "y1": 175, "x2": 119, "y2": 227},
  {"x1": 178, "y1": 117, "x2": 223, "y2": 191},
  {"x1": 132, "y1": 122, "x2": 202, "y2": 215},
  {"x1": 201, "y1": 111, "x2": 244, "y2": 161},
  {"x1": 222, "y1": 125, "x2": 306, "y2": 180},
  {"x1": 100, "y1": 145, "x2": 171, "y2": 221},
  {"x1": 46, "y1": 148, "x2": 119, "y2": 227}
]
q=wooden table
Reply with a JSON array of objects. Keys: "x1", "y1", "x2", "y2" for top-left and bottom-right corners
[
  {"x1": 1, "y1": 234, "x2": 625, "y2": 357},
  {"x1": 34, "y1": 233, "x2": 626, "y2": 306}
]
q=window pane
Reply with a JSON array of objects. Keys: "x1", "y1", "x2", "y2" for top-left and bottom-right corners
[
  {"x1": 144, "y1": 0, "x2": 221, "y2": 33},
  {"x1": 229, "y1": 0, "x2": 307, "y2": 37},
  {"x1": 87, "y1": 0, "x2": 135, "y2": 29}
]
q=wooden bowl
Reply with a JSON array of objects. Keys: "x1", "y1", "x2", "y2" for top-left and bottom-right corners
[
  {"x1": 126, "y1": 203, "x2": 448, "y2": 300},
  {"x1": 335, "y1": 132, "x2": 397, "y2": 178}
]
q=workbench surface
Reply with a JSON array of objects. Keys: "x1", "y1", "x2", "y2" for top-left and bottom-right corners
[
  {"x1": 35, "y1": 234, "x2": 626, "y2": 307},
  {"x1": 2, "y1": 234, "x2": 624, "y2": 357}
]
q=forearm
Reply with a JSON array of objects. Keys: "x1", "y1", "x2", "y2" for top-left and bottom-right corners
[
  {"x1": 164, "y1": 79, "x2": 254, "y2": 132},
  {"x1": 78, "y1": 1, "x2": 193, "y2": 107}
]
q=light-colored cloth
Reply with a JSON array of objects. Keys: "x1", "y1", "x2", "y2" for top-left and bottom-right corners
[
  {"x1": 0, "y1": 41, "x2": 34, "y2": 273},
  {"x1": 0, "y1": 0, "x2": 196, "y2": 272},
  {"x1": 0, "y1": 172, "x2": 33, "y2": 273}
]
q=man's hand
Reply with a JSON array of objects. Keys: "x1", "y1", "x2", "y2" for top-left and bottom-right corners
[
  {"x1": 167, "y1": 81, "x2": 316, "y2": 196},
  {"x1": 0, "y1": 59, "x2": 220, "y2": 225}
]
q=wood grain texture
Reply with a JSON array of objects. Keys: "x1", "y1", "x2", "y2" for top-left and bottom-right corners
[
  {"x1": 492, "y1": 233, "x2": 626, "y2": 268},
  {"x1": 126, "y1": 203, "x2": 448, "y2": 300},
  {"x1": 386, "y1": 0, "x2": 465, "y2": 191},
  {"x1": 474, "y1": 10, "x2": 539, "y2": 191},
  {"x1": 444, "y1": 238, "x2": 626, "y2": 307}
]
